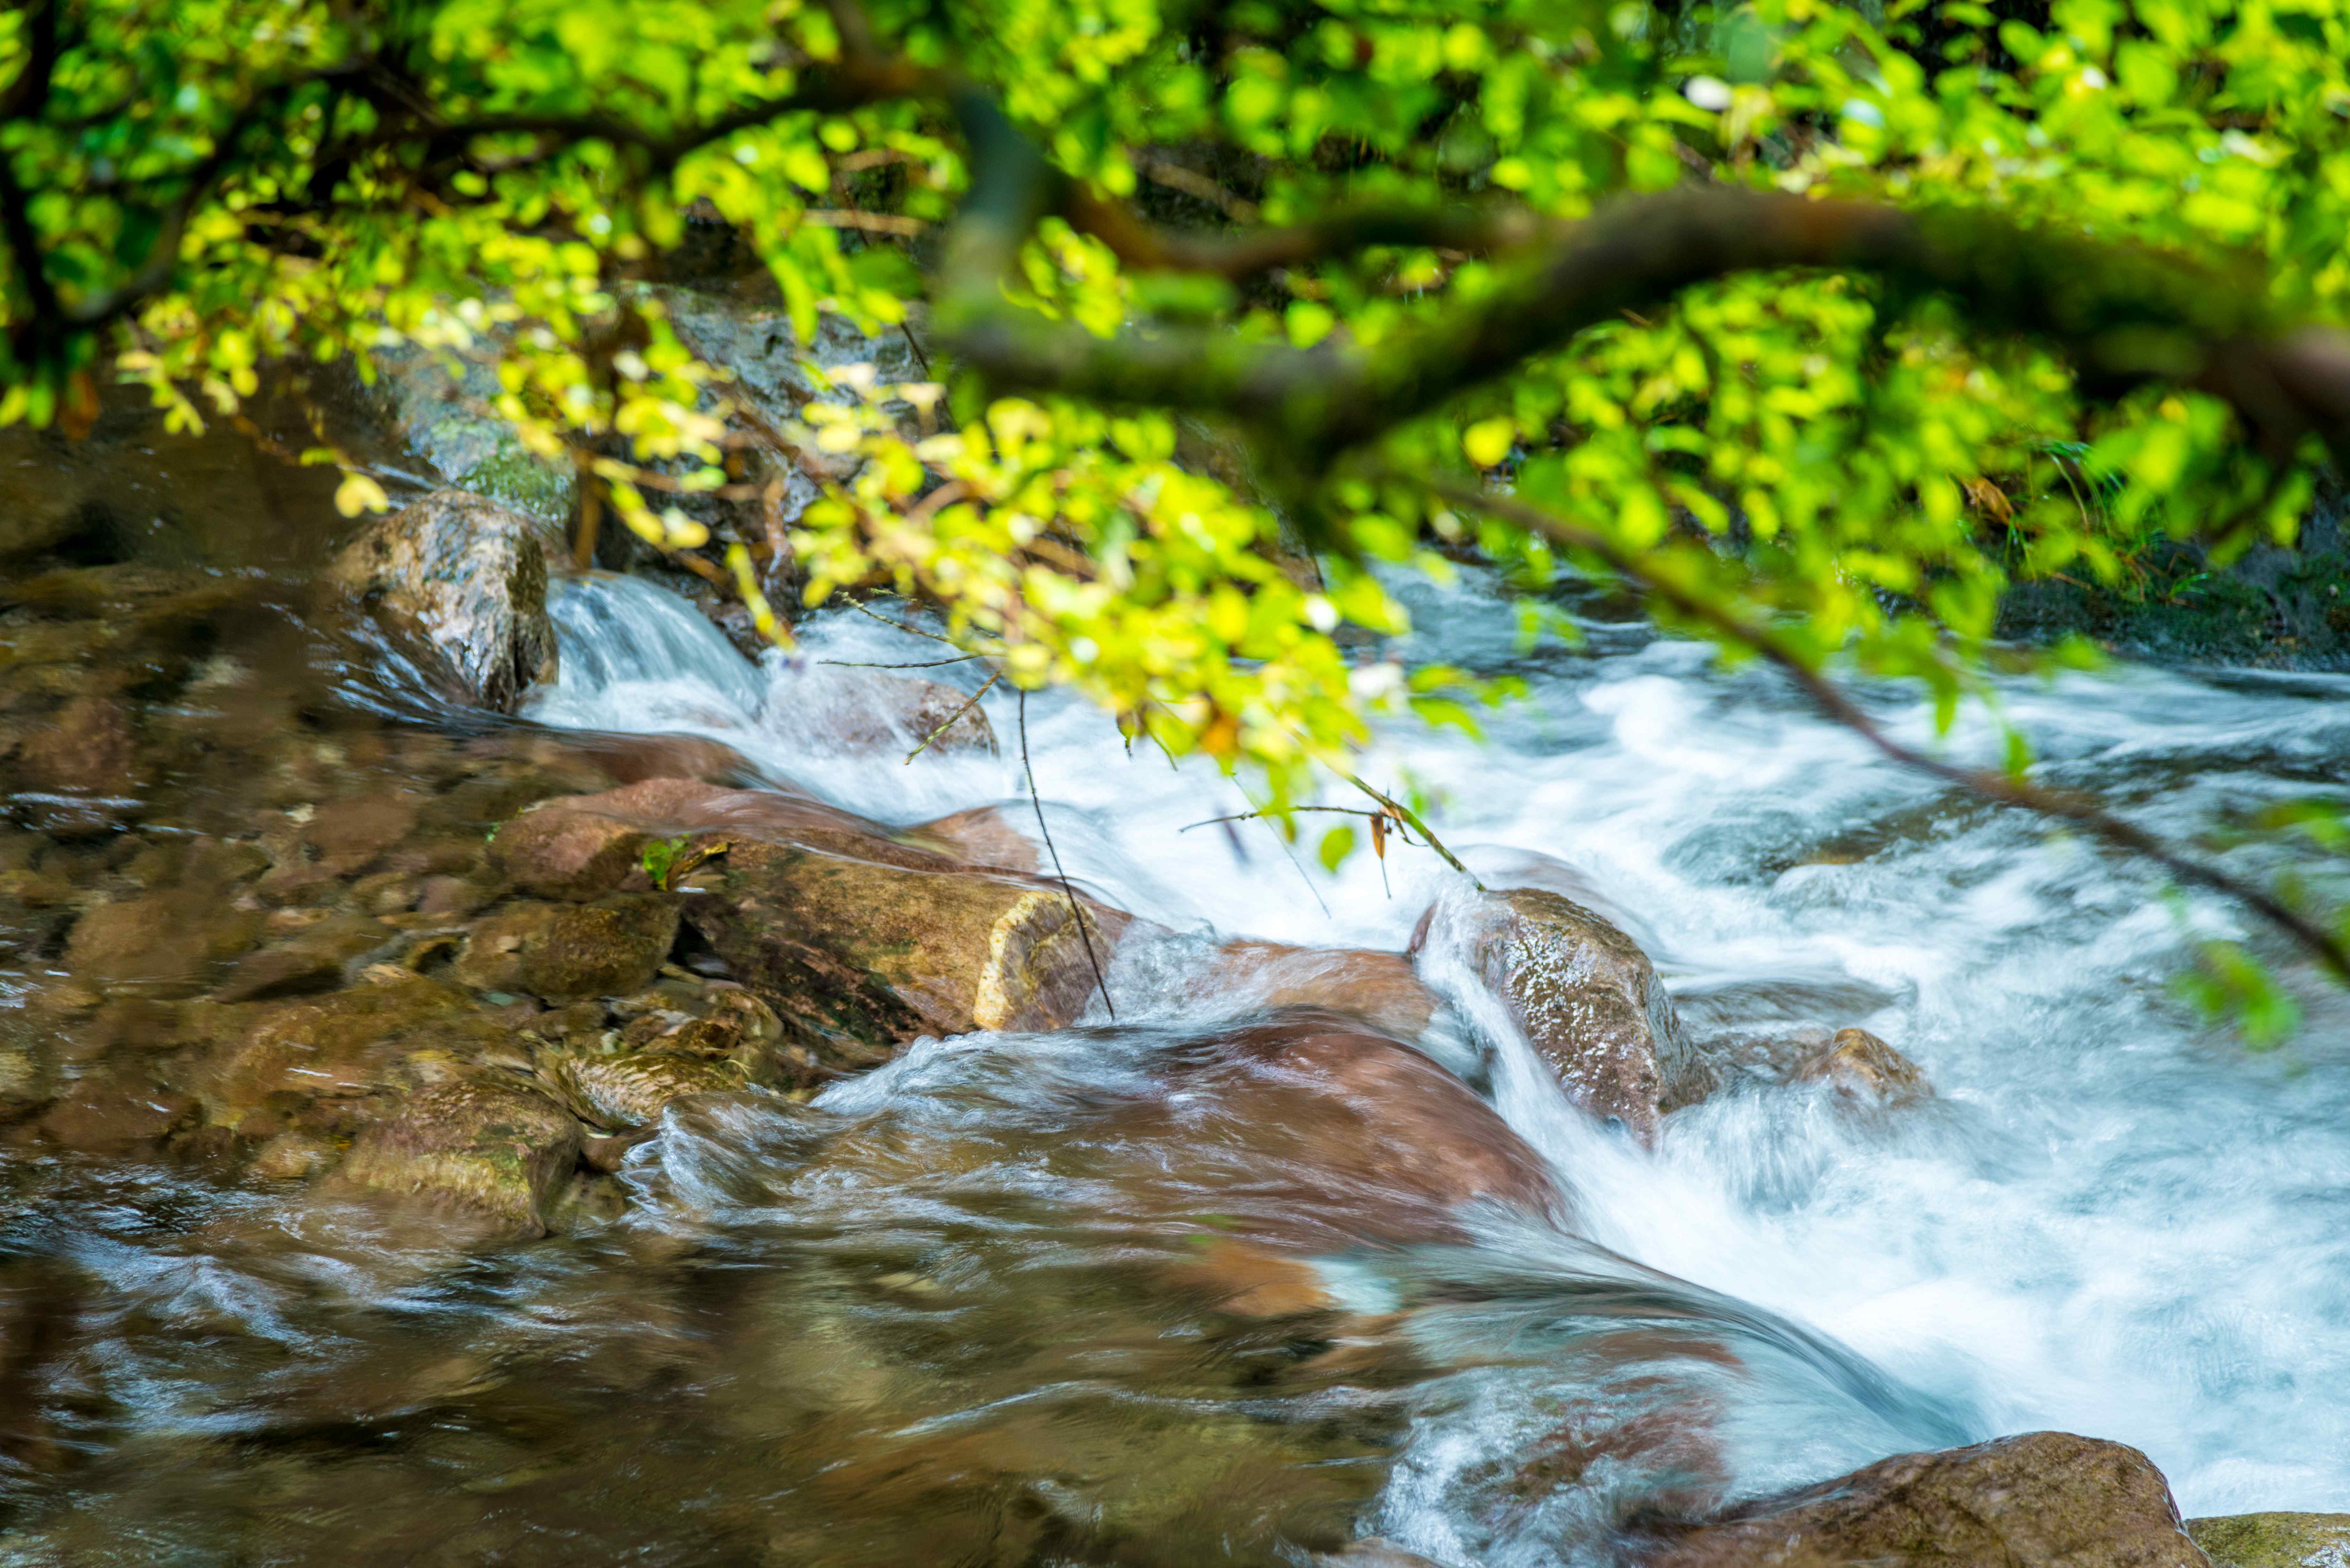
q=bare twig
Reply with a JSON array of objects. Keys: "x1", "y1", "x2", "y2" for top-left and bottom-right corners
[
  {"x1": 852, "y1": 600, "x2": 967, "y2": 647},
  {"x1": 1337, "y1": 771, "x2": 1479, "y2": 886},
  {"x1": 820, "y1": 654, "x2": 983, "y2": 668},
  {"x1": 903, "y1": 669, "x2": 999, "y2": 763},
  {"x1": 1431, "y1": 478, "x2": 2350, "y2": 982},
  {"x1": 1020, "y1": 688, "x2": 1115, "y2": 1019}
]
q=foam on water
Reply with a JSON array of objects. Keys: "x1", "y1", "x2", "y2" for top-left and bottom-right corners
[{"x1": 528, "y1": 568, "x2": 2350, "y2": 1526}]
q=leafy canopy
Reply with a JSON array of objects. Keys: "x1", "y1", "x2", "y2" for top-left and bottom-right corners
[{"x1": 3, "y1": 0, "x2": 2348, "y2": 982}]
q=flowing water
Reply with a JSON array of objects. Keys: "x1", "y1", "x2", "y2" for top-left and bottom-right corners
[{"x1": 5, "y1": 556, "x2": 2350, "y2": 1565}]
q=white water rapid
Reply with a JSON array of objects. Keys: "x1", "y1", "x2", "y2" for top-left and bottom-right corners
[{"x1": 525, "y1": 568, "x2": 2350, "y2": 1556}]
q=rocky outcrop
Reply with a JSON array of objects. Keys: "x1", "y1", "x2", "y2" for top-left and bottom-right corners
[
  {"x1": 325, "y1": 490, "x2": 561, "y2": 712},
  {"x1": 340, "y1": 343, "x2": 576, "y2": 525},
  {"x1": 1419, "y1": 886, "x2": 1703, "y2": 1144},
  {"x1": 1639, "y1": 1431, "x2": 2209, "y2": 1567},
  {"x1": 2188, "y1": 1511, "x2": 2350, "y2": 1567}
]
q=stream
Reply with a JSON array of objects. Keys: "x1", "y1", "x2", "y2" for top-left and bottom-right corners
[{"x1": 4, "y1": 553, "x2": 2349, "y2": 1565}]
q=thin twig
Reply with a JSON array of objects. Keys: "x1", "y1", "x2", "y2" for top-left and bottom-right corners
[
  {"x1": 1180, "y1": 804, "x2": 1396, "y2": 832},
  {"x1": 903, "y1": 669, "x2": 999, "y2": 763},
  {"x1": 1431, "y1": 478, "x2": 2350, "y2": 982},
  {"x1": 821, "y1": 654, "x2": 982, "y2": 668},
  {"x1": 1020, "y1": 688, "x2": 1115, "y2": 1020},
  {"x1": 1336, "y1": 771, "x2": 1480, "y2": 886},
  {"x1": 852, "y1": 600, "x2": 964, "y2": 646}
]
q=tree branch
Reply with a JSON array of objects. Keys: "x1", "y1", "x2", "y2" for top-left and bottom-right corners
[
  {"x1": 1427, "y1": 478, "x2": 2350, "y2": 983},
  {"x1": 942, "y1": 185, "x2": 2350, "y2": 479}
]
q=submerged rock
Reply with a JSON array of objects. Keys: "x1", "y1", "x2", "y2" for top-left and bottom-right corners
[
  {"x1": 753, "y1": 663, "x2": 999, "y2": 758},
  {"x1": 1419, "y1": 886, "x2": 1704, "y2": 1144},
  {"x1": 907, "y1": 805, "x2": 1038, "y2": 872},
  {"x1": 324, "y1": 490, "x2": 560, "y2": 712},
  {"x1": 553, "y1": 1050, "x2": 748, "y2": 1128},
  {"x1": 64, "y1": 890, "x2": 265, "y2": 995},
  {"x1": 15, "y1": 694, "x2": 146, "y2": 833},
  {"x1": 451, "y1": 894, "x2": 681, "y2": 1004},
  {"x1": 2188, "y1": 1511, "x2": 2350, "y2": 1567},
  {"x1": 1639, "y1": 1430, "x2": 2208, "y2": 1567},
  {"x1": 333, "y1": 1077, "x2": 585, "y2": 1239},
  {"x1": 1793, "y1": 1026, "x2": 1931, "y2": 1104},
  {"x1": 1204, "y1": 940, "x2": 1439, "y2": 1042}
]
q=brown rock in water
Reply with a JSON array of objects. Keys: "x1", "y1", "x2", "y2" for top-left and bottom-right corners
[
  {"x1": 1794, "y1": 1026, "x2": 1931, "y2": 1104},
  {"x1": 37, "y1": 1072, "x2": 194, "y2": 1151},
  {"x1": 63, "y1": 891, "x2": 265, "y2": 994},
  {"x1": 553, "y1": 1050, "x2": 748, "y2": 1128},
  {"x1": 491, "y1": 778, "x2": 1134, "y2": 1051},
  {"x1": 333, "y1": 1077, "x2": 584, "y2": 1239},
  {"x1": 1639, "y1": 1431, "x2": 2209, "y2": 1568},
  {"x1": 1204, "y1": 941, "x2": 1439, "y2": 1041},
  {"x1": 324, "y1": 490, "x2": 560, "y2": 712},
  {"x1": 690, "y1": 836, "x2": 1126, "y2": 1047},
  {"x1": 191, "y1": 973, "x2": 504, "y2": 1124},
  {"x1": 16, "y1": 695, "x2": 145, "y2": 832},
  {"x1": 907, "y1": 805, "x2": 1038, "y2": 873},
  {"x1": 451, "y1": 894, "x2": 681, "y2": 1004},
  {"x1": 2188, "y1": 1511, "x2": 2350, "y2": 1567},
  {"x1": 764, "y1": 665, "x2": 998, "y2": 758},
  {"x1": 300, "y1": 792, "x2": 422, "y2": 875},
  {"x1": 1420, "y1": 887, "x2": 1703, "y2": 1145}
]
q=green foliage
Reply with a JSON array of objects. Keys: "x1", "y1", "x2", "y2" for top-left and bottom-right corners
[
  {"x1": 4, "y1": 0, "x2": 2348, "y2": 1017},
  {"x1": 641, "y1": 835, "x2": 692, "y2": 891}
]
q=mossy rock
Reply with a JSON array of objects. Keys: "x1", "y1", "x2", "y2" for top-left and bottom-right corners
[
  {"x1": 334, "y1": 1077, "x2": 584, "y2": 1238},
  {"x1": 451, "y1": 894, "x2": 681, "y2": 1004},
  {"x1": 2189, "y1": 1511, "x2": 2350, "y2": 1567}
]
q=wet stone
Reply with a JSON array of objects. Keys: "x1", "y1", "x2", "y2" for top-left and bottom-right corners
[
  {"x1": 1638, "y1": 1430, "x2": 2207, "y2": 1568},
  {"x1": 301, "y1": 792, "x2": 423, "y2": 874},
  {"x1": 332, "y1": 1077, "x2": 586, "y2": 1239},
  {"x1": 1420, "y1": 885, "x2": 1706, "y2": 1145},
  {"x1": 36, "y1": 1071, "x2": 195, "y2": 1152},
  {"x1": 63, "y1": 890, "x2": 265, "y2": 995},
  {"x1": 323, "y1": 490, "x2": 561, "y2": 713},
  {"x1": 451, "y1": 894, "x2": 682, "y2": 1004},
  {"x1": 2189, "y1": 1511, "x2": 2350, "y2": 1567},
  {"x1": 554, "y1": 1050, "x2": 750, "y2": 1129},
  {"x1": 488, "y1": 800, "x2": 654, "y2": 902},
  {"x1": 1793, "y1": 1026, "x2": 1931, "y2": 1104}
]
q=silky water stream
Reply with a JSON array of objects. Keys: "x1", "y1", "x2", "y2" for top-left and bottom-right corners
[{"x1": 5, "y1": 564, "x2": 2350, "y2": 1566}]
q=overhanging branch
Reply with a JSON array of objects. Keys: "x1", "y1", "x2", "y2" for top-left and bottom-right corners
[{"x1": 942, "y1": 185, "x2": 2350, "y2": 476}]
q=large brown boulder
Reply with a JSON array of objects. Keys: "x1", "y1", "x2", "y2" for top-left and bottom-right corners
[
  {"x1": 2188, "y1": 1512, "x2": 2350, "y2": 1567},
  {"x1": 691, "y1": 837, "x2": 1127, "y2": 1047},
  {"x1": 1640, "y1": 1431, "x2": 2210, "y2": 1567},
  {"x1": 1418, "y1": 886, "x2": 1704, "y2": 1144},
  {"x1": 487, "y1": 779, "x2": 1135, "y2": 1053},
  {"x1": 324, "y1": 490, "x2": 560, "y2": 712}
]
